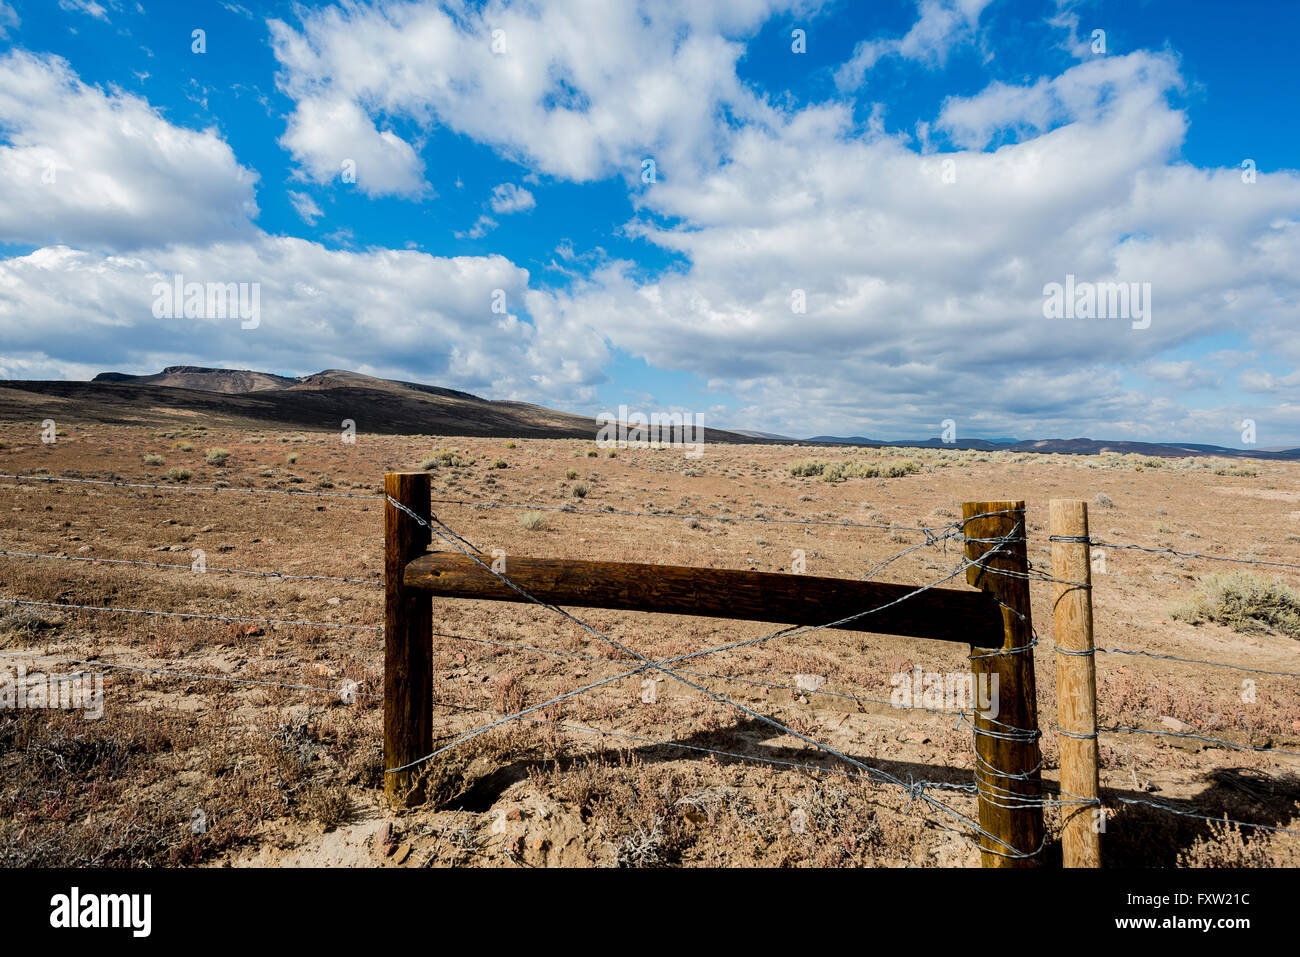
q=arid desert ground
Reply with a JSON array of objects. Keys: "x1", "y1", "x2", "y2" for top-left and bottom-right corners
[{"x1": 2, "y1": 423, "x2": 1298, "y2": 867}]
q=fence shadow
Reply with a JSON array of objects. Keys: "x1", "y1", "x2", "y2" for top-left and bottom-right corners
[
  {"x1": 447, "y1": 710, "x2": 971, "y2": 801},
  {"x1": 1093, "y1": 767, "x2": 1300, "y2": 866},
  {"x1": 449, "y1": 710, "x2": 1008, "y2": 822},
  {"x1": 439, "y1": 712, "x2": 1298, "y2": 866}
]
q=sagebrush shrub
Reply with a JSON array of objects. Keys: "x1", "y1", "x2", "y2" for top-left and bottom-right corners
[{"x1": 1171, "y1": 573, "x2": 1300, "y2": 639}]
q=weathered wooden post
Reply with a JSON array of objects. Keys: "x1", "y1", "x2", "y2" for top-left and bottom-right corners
[
  {"x1": 1049, "y1": 499, "x2": 1102, "y2": 867},
  {"x1": 384, "y1": 471, "x2": 433, "y2": 806},
  {"x1": 962, "y1": 501, "x2": 1045, "y2": 867}
]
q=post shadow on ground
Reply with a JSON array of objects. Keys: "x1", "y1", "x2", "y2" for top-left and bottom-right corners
[{"x1": 427, "y1": 712, "x2": 1300, "y2": 867}]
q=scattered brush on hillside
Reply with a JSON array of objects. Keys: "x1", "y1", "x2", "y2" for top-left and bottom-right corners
[
  {"x1": 1070, "y1": 452, "x2": 1266, "y2": 475},
  {"x1": 1171, "y1": 573, "x2": 1300, "y2": 639},
  {"x1": 787, "y1": 458, "x2": 921, "y2": 481},
  {"x1": 419, "y1": 448, "x2": 475, "y2": 469},
  {"x1": 788, "y1": 458, "x2": 826, "y2": 477}
]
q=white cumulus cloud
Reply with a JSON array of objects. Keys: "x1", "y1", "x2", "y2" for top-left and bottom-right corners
[
  {"x1": 835, "y1": 0, "x2": 993, "y2": 92},
  {"x1": 0, "y1": 51, "x2": 260, "y2": 251},
  {"x1": 269, "y1": 0, "x2": 799, "y2": 194},
  {"x1": 488, "y1": 183, "x2": 535, "y2": 215}
]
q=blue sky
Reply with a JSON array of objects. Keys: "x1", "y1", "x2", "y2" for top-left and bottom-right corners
[{"x1": 0, "y1": 0, "x2": 1298, "y2": 444}]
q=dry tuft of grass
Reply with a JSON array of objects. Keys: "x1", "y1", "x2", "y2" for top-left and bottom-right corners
[
  {"x1": 1178, "y1": 819, "x2": 1294, "y2": 867},
  {"x1": 518, "y1": 511, "x2": 547, "y2": 531},
  {"x1": 0, "y1": 606, "x2": 62, "y2": 642},
  {"x1": 1171, "y1": 573, "x2": 1300, "y2": 639},
  {"x1": 299, "y1": 782, "x2": 352, "y2": 831},
  {"x1": 607, "y1": 818, "x2": 666, "y2": 867}
]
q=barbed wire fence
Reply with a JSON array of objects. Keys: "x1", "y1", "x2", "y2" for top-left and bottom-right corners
[
  {"x1": 388, "y1": 494, "x2": 1072, "y2": 861},
  {"x1": 1, "y1": 469, "x2": 1298, "y2": 864},
  {"x1": 1039, "y1": 530, "x2": 1300, "y2": 849}
]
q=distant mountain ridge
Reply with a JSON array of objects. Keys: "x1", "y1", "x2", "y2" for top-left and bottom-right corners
[
  {"x1": 93, "y1": 366, "x2": 300, "y2": 394},
  {"x1": 729, "y1": 429, "x2": 796, "y2": 441},
  {"x1": 805, "y1": 434, "x2": 1300, "y2": 460},
  {"x1": 3, "y1": 366, "x2": 1297, "y2": 458},
  {"x1": 92, "y1": 365, "x2": 483, "y2": 402},
  {"x1": 2, "y1": 366, "x2": 761, "y2": 443}
]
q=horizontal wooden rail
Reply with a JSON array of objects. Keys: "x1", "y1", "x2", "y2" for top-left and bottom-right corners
[{"x1": 404, "y1": 551, "x2": 1003, "y2": 645}]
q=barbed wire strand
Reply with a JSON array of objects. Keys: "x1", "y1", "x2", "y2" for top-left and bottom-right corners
[
  {"x1": 437, "y1": 631, "x2": 968, "y2": 717},
  {"x1": 1093, "y1": 646, "x2": 1300, "y2": 678},
  {"x1": 1098, "y1": 725, "x2": 1300, "y2": 758},
  {"x1": 0, "y1": 472, "x2": 375, "y2": 499},
  {"x1": 0, "y1": 548, "x2": 380, "y2": 587},
  {"x1": 431, "y1": 496, "x2": 947, "y2": 533},
  {"x1": 2, "y1": 472, "x2": 958, "y2": 537},
  {"x1": 425, "y1": 694, "x2": 974, "y2": 789},
  {"x1": 0, "y1": 596, "x2": 382, "y2": 632},
  {"x1": 1110, "y1": 795, "x2": 1300, "y2": 836},
  {"x1": 0, "y1": 649, "x2": 380, "y2": 698},
  {"x1": 1078, "y1": 537, "x2": 1300, "y2": 573}
]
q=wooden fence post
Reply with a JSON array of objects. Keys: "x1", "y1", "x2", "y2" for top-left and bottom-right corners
[
  {"x1": 1049, "y1": 499, "x2": 1102, "y2": 867},
  {"x1": 962, "y1": 501, "x2": 1044, "y2": 867},
  {"x1": 384, "y1": 471, "x2": 432, "y2": 806}
]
